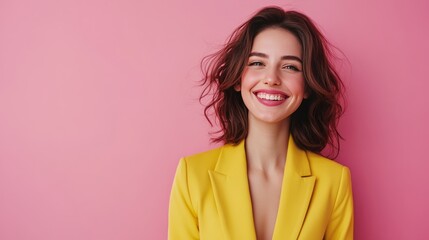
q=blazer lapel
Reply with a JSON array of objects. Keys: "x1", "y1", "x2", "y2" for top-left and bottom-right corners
[
  {"x1": 272, "y1": 135, "x2": 316, "y2": 239},
  {"x1": 209, "y1": 136, "x2": 315, "y2": 240},
  {"x1": 208, "y1": 141, "x2": 257, "y2": 240}
]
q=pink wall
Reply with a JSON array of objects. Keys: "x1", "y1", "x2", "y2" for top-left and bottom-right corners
[{"x1": 1, "y1": 0, "x2": 428, "y2": 239}]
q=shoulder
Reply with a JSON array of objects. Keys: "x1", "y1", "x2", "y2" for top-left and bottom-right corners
[
  {"x1": 181, "y1": 145, "x2": 224, "y2": 171},
  {"x1": 174, "y1": 145, "x2": 225, "y2": 188},
  {"x1": 172, "y1": 146, "x2": 226, "y2": 208},
  {"x1": 305, "y1": 151, "x2": 352, "y2": 187},
  {"x1": 306, "y1": 151, "x2": 348, "y2": 171}
]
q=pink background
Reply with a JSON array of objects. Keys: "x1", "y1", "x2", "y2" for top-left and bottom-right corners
[{"x1": 1, "y1": 0, "x2": 428, "y2": 239}]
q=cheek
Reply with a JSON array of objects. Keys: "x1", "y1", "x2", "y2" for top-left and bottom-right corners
[
  {"x1": 240, "y1": 72, "x2": 251, "y2": 90},
  {"x1": 236, "y1": 69, "x2": 252, "y2": 91},
  {"x1": 288, "y1": 77, "x2": 306, "y2": 95},
  {"x1": 241, "y1": 69, "x2": 262, "y2": 87}
]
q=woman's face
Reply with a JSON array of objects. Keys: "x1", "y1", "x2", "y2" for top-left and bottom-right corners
[{"x1": 237, "y1": 27, "x2": 307, "y2": 124}]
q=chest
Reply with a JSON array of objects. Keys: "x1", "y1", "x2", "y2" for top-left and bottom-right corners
[
  {"x1": 197, "y1": 167, "x2": 335, "y2": 240},
  {"x1": 248, "y1": 171, "x2": 284, "y2": 240}
]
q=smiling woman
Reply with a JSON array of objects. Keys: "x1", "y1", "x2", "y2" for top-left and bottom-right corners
[{"x1": 169, "y1": 6, "x2": 353, "y2": 240}]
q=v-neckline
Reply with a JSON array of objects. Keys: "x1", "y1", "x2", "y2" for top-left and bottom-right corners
[
  {"x1": 246, "y1": 161, "x2": 287, "y2": 240},
  {"x1": 208, "y1": 134, "x2": 315, "y2": 239}
]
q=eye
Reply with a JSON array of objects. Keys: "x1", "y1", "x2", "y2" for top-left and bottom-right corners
[
  {"x1": 282, "y1": 64, "x2": 301, "y2": 72},
  {"x1": 248, "y1": 61, "x2": 265, "y2": 67}
]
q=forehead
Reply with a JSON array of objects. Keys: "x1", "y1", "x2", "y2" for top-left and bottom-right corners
[{"x1": 251, "y1": 27, "x2": 302, "y2": 57}]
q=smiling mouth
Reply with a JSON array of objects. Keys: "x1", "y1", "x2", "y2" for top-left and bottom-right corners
[{"x1": 255, "y1": 92, "x2": 287, "y2": 101}]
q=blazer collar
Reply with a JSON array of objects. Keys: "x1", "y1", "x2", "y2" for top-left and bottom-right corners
[{"x1": 208, "y1": 135, "x2": 315, "y2": 240}]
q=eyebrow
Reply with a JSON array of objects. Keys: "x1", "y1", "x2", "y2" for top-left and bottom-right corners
[{"x1": 249, "y1": 52, "x2": 302, "y2": 63}]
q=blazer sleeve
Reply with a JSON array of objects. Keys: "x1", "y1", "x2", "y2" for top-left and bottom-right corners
[
  {"x1": 325, "y1": 166, "x2": 354, "y2": 240},
  {"x1": 168, "y1": 158, "x2": 199, "y2": 240}
]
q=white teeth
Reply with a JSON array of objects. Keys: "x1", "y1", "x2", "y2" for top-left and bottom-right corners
[{"x1": 256, "y1": 92, "x2": 285, "y2": 101}]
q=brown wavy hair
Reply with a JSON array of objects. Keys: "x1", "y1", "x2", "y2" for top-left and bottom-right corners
[{"x1": 200, "y1": 6, "x2": 345, "y2": 157}]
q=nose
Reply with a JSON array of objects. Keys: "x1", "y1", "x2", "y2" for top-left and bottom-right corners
[{"x1": 263, "y1": 68, "x2": 280, "y2": 86}]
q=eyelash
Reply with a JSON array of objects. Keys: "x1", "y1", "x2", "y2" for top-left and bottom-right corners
[
  {"x1": 283, "y1": 65, "x2": 300, "y2": 72},
  {"x1": 248, "y1": 61, "x2": 301, "y2": 72},
  {"x1": 248, "y1": 61, "x2": 264, "y2": 66}
]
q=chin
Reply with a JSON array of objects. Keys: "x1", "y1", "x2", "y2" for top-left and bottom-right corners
[{"x1": 251, "y1": 114, "x2": 290, "y2": 125}]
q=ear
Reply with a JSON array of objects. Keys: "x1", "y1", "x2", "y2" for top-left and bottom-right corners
[
  {"x1": 234, "y1": 83, "x2": 241, "y2": 91},
  {"x1": 303, "y1": 91, "x2": 309, "y2": 99},
  {"x1": 303, "y1": 84, "x2": 310, "y2": 99}
]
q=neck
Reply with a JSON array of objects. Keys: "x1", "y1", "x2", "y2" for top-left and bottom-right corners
[{"x1": 245, "y1": 115, "x2": 290, "y2": 172}]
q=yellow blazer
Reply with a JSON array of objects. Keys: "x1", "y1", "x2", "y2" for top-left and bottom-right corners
[{"x1": 169, "y1": 135, "x2": 353, "y2": 239}]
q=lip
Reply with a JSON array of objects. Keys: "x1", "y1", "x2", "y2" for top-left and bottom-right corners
[{"x1": 253, "y1": 89, "x2": 289, "y2": 107}]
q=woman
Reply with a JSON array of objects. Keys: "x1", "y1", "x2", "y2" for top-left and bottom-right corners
[{"x1": 169, "y1": 6, "x2": 353, "y2": 240}]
